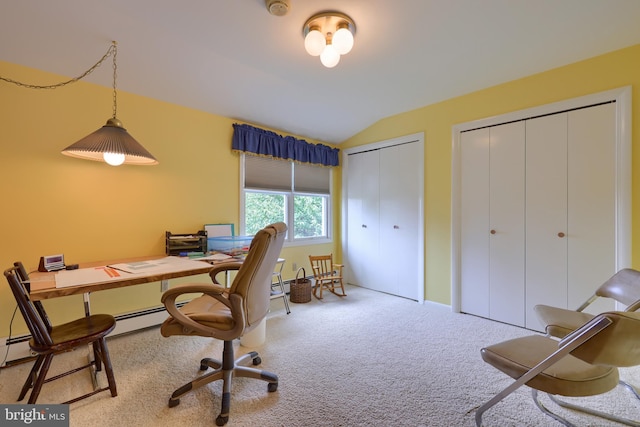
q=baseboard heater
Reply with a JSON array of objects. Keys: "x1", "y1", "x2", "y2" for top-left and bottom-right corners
[{"x1": 0, "y1": 302, "x2": 187, "y2": 368}]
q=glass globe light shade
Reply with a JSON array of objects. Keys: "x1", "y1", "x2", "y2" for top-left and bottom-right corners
[
  {"x1": 332, "y1": 27, "x2": 354, "y2": 55},
  {"x1": 320, "y1": 44, "x2": 340, "y2": 68},
  {"x1": 103, "y1": 152, "x2": 125, "y2": 166},
  {"x1": 304, "y1": 29, "x2": 326, "y2": 56}
]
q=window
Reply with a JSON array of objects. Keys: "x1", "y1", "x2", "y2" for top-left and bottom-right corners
[{"x1": 241, "y1": 154, "x2": 331, "y2": 244}]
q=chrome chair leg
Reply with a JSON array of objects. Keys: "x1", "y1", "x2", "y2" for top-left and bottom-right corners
[
  {"x1": 547, "y1": 392, "x2": 640, "y2": 426},
  {"x1": 531, "y1": 390, "x2": 575, "y2": 427},
  {"x1": 271, "y1": 270, "x2": 290, "y2": 314},
  {"x1": 621, "y1": 380, "x2": 640, "y2": 401}
]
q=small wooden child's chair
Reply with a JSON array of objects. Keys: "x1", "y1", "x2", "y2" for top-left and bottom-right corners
[{"x1": 308, "y1": 254, "x2": 346, "y2": 299}]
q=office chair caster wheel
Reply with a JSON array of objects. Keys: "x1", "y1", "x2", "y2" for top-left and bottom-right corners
[
  {"x1": 268, "y1": 382, "x2": 278, "y2": 392},
  {"x1": 216, "y1": 415, "x2": 228, "y2": 426},
  {"x1": 168, "y1": 398, "x2": 180, "y2": 408},
  {"x1": 252, "y1": 356, "x2": 262, "y2": 365}
]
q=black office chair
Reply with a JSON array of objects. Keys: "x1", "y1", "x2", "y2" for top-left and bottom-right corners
[{"x1": 4, "y1": 262, "x2": 118, "y2": 404}]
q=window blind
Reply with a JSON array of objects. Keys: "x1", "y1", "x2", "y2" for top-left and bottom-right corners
[
  {"x1": 244, "y1": 154, "x2": 330, "y2": 194},
  {"x1": 294, "y1": 162, "x2": 330, "y2": 194},
  {"x1": 245, "y1": 155, "x2": 291, "y2": 191}
]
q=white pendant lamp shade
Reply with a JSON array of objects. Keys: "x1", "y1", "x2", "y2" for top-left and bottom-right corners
[
  {"x1": 304, "y1": 29, "x2": 326, "y2": 56},
  {"x1": 332, "y1": 27, "x2": 354, "y2": 55},
  {"x1": 303, "y1": 12, "x2": 356, "y2": 68}
]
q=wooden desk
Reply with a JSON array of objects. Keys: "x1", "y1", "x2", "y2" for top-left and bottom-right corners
[
  {"x1": 29, "y1": 256, "x2": 214, "y2": 301},
  {"x1": 28, "y1": 256, "x2": 216, "y2": 317}
]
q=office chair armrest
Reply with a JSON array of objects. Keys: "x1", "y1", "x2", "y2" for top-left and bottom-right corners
[
  {"x1": 162, "y1": 281, "x2": 231, "y2": 308},
  {"x1": 209, "y1": 262, "x2": 243, "y2": 285},
  {"x1": 161, "y1": 282, "x2": 227, "y2": 300},
  {"x1": 161, "y1": 283, "x2": 245, "y2": 338}
]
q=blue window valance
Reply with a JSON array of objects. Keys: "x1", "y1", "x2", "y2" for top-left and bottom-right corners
[{"x1": 232, "y1": 123, "x2": 339, "y2": 167}]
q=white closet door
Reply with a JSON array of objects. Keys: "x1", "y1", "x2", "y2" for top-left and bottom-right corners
[
  {"x1": 489, "y1": 122, "x2": 525, "y2": 327},
  {"x1": 379, "y1": 142, "x2": 421, "y2": 299},
  {"x1": 460, "y1": 128, "x2": 490, "y2": 318},
  {"x1": 525, "y1": 113, "x2": 568, "y2": 331},
  {"x1": 346, "y1": 150, "x2": 380, "y2": 289},
  {"x1": 567, "y1": 103, "x2": 616, "y2": 313}
]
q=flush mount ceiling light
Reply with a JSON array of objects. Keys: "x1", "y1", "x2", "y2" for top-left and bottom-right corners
[
  {"x1": 303, "y1": 11, "x2": 356, "y2": 68},
  {"x1": 61, "y1": 41, "x2": 158, "y2": 166}
]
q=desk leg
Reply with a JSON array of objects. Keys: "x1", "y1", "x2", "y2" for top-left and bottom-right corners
[{"x1": 83, "y1": 291, "x2": 91, "y2": 317}]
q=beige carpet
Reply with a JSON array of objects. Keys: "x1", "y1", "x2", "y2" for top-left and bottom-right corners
[{"x1": 1, "y1": 284, "x2": 640, "y2": 426}]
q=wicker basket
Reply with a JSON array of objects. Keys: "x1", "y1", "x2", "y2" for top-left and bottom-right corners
[{"x1": 290, "y1": 267, "x2": 312, "y2": 303}]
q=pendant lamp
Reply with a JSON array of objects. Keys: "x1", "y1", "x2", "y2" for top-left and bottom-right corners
[{"x1": 61, "y1": 41, "x2": 158, "y2": 166}]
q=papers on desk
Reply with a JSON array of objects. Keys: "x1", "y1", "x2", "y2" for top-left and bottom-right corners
[
  {"x1": 55, "y1": 267, "x2": 129, "y2": 288},
  {"x1": 108, "y1": 257, "x2": 211, "y2": 274},
  {"x1": 54, "y1": 257, "x2": 212, "y2": 288},
  {"x1": 197, "y1": 253, "x2": 233, "y2": 262}
]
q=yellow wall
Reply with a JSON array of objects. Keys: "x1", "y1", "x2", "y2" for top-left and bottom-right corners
[
  {"x1": 0, "y1": 61, "x2": 336, "y2": 337},
  {"x1": 3, "y1": 42, "x2": 640, "y2": 337},
  {"x1": 343, "y1": 43, "x2": 640, "y2": 304}
]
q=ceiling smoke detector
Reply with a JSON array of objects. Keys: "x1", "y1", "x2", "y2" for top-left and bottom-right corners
[{"x1": 266, "y1": 0, "x2": 289, "y2": 16}]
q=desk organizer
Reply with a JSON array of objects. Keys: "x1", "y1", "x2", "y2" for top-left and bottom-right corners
[
  {"x1": 166, "y1": 230, "x2": 207, "y2": 256},
  {"x1": 207, "y1": 235, "x2": 253, "y2": 256}
]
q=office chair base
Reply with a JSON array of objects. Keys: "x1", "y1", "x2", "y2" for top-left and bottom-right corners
[{"x1": 167, "y1": 341, "x2": 278, "y2": 425}]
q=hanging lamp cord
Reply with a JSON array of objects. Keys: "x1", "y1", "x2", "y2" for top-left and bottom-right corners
[
  {"x1": 0, "y1": 41, "x2": 117, "y2": 91},
  {"x1": 111, "y1": 41, "x2": 118, "y2": 119}
]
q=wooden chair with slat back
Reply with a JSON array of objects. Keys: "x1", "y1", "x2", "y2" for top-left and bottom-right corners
[
  {"x1": 4, "y1": 263, "x2": 117, "y2": 404},
  {"x1": 308, "y1": 254, "x2": 346, "y2": 299}
]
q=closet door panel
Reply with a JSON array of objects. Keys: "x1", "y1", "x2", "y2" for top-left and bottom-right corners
[
  {"x1": 379, "y1": 142, "x2": 421, "y2": 299},
  {"x1": 567, "y1": 103, "x2": 616, "y2": 313},
  {"x1": 460, "y1": 129, "x2": 490, "y2": 318},
  {"x1": 525, "y1": 113, "x2": 568, "y2": 330},
  {"x1": 346, "y1": 150, "x2": 380, "y2": 288},
  {"x1": 346, "y1": 153, "x2": 364, "y2": 286},
  {"x1": 489, "y1": 122, "x2": 525, "y2": 327}
]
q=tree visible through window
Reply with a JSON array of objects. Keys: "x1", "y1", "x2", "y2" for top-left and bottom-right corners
[
  {"x1": 293, "y1": 195, "x2": 325, "y2": 238},
  {"x1": 244, "y1": 193, "x2": 285, "y2": 235}
]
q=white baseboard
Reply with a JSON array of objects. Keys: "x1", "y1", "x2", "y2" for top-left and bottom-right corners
[{"x1": 0, "y1": 304, "x2": 176, "y2": 367}]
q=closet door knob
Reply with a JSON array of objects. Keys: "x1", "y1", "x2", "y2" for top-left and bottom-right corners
[
  {"x1": 558, "y1": 232, "x2": 565, "y2": 238},
  {"x1": 490, "y1": 229, "x2": 496, "y2": 235},
  {"x1": 393, "y1": 225, "x2": 399, "y2": 229},
  {"x1": 362, "y1": 224, "x2": 367, "y2": 228}
]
